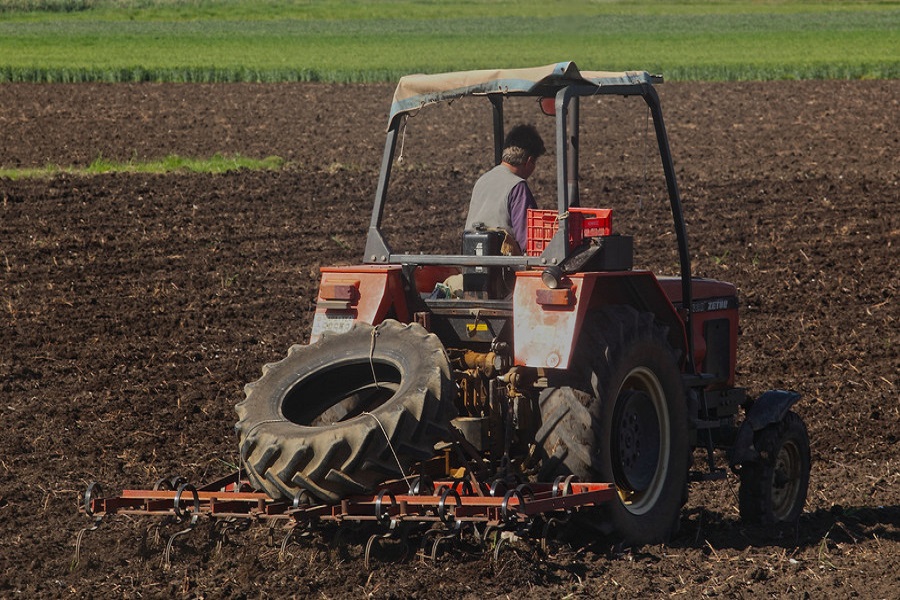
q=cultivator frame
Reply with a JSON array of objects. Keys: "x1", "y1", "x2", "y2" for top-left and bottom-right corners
[{"x1": 75, "y1": 471, "x2": 615, "y2": 568}]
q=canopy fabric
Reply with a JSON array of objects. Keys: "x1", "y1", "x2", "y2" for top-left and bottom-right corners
[{"x1": 388, "y1": 61, "x2": 655, "y2": 126}]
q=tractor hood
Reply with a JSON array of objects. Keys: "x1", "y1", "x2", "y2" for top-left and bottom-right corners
[{"x1": 388, "y1": 61, "x2": 659, "y2": 128}]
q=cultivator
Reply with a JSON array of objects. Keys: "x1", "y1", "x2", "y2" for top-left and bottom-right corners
[{"x1": 75, "y1": 472, "x2": 615, "y2": 568}]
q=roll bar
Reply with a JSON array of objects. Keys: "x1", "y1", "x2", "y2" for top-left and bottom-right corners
[{"x1": 361, "y1": 80, "x2": 695, "y2": 372}]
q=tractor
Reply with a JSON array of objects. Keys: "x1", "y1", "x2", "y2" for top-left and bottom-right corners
[{"x1": 233, "y1": 62, "x2": 811, "y2": 546}]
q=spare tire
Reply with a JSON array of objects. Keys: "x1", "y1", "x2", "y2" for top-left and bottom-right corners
[{"x1": 235, "y1": 320, "x2": 456, "y2": 503}]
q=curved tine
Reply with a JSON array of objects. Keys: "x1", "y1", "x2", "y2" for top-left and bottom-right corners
[
  {"x1": 418, "y1": 528, "x2": 443, "y2": 563},
  {"x1": 374, "y1": 489, "x2": 398, "y2": 527},
  {"x1": 169, "y1": 476, "x2": 188, "y2": 489},
  {"x1": 481, "y1": 522, "x2": 499, "y2": 546},
  {"x1": 213, "y1": 521, "x2": 228, "y2": 557},
  {"x1": 437, "y1": 488, "x2": 462, "y2": 526},
  {"x1": 212, "y1": 518, "x2": 231, "y2": 548},
  {"x1": 515, "y1": 483, "x2": 536, "y2": 501},
  {"x1": 489, "y1": 479, "x2": 508, "y2": 497},
  {"x1": 162, "y1": 485, "x2": 204, "y2": 569},
  {"x1": 492, "y1": 533, "x2": 509, "y2": 564},
  {"x1": 214, "y1": 517, "x2": 249, "y2": 551},
  {"x1": 152, "y1": 477, "x2": 174, "y2": 491},
  {"x1": 561, "y1": 474, "x2": 579, "y2": 495},
  {"x1": 163, "y1": 484, "x2": 201, "y2": 570},
  {"x1": 430, "y1": 534, "x2": 453, "y2": 563},
  {"x1": 540, "y1": 514, "x2": 571, "y2": 554},
  {"x1": 540, "y1": 518, "x2": 554, "y2": 554},
  {"x1": 173, "y1": 483, "x2": 201, "y2": 526},
  {"x1": 82, "y1": 482, "x2": 103, "y2": 517},
  {"x1": 551, "y1": 475, "x2": 565, "y2": 498},
  {"x1": 365, "y1": 532, "x2": 407, "y2": 572},
  {"x1": 364, "y1": 534, "x2": 379, "y2": 572},
  {"x1": 557, "y1": 475, "x2": 580, "y2": 515},
  {"x1": 72, "y1": 528, "x2": 89, "y2": 570},
  {"x1": 266, "y1": 519, "x2": 280, "y2": 546},
  {"x1": 411, "y1": 475, "x2": 434, "y2": 496},
  {"x1": 448, "y1": 476, "x2": 473, "y2": 496},
  {"x1": 279, "y1": 527, "x2": 298, "y2": 562},
  {"x1": 162, "y1": 527, "x2": 193, "y2": 570},
  {"x1": 501, "y1": 489, "x2": 526, "y2": 524},
  {"x1": 71, "y1": 516, "x2": 103, "y2": 570},
  {"x1": 418, "y1": 531, "x2": 433, "y2": 563},
  {"x1": 551, "y1": 474, "x2": 578, "y2": 498}
]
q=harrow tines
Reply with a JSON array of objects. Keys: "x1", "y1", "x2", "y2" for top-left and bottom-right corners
[
  {"x1": 74, "y1": 475, "x2": 615, "y2": 566},
  {"x1": 161, "y1": 483, "x2": 201, "y2": 569},
  {"x1": 71, "y1": 482, "x2": 106, "y2": 570}
]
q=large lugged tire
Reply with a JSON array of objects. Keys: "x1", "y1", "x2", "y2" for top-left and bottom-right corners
[
  {"x1": 235, "y1": 320, "x2": 456, "y2": 503},
  {"x1": 738, "y1": 410, "x2": 810, "y2": 524},
  {"x1": 535, "y1": 305, "x2": 690, "y2": 545}
]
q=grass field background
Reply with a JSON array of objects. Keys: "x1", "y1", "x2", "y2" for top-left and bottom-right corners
[
  {"x1": 0, "y1": 153, "x2": 284, "y2": 179},
  {"x1": 0, "y1": 0, "x2": 897, "y2": 82}
]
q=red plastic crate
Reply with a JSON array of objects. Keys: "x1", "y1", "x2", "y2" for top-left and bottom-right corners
[
  {"x1": 526, "y1": 207, "x2": 612, "y2": 256},
  {"x1": 574, "y1": 207, "x2": 612, "y2": 238}
]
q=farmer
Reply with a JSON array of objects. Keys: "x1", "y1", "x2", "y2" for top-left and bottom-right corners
[{"x1": 465, "y1": 124, "x2": 546, "y2": 255}]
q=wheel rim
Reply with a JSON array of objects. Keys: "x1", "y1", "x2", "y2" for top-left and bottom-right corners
[
  {"x1": 280, "y1": 360, "x2": 402, "y2": 426},
  {"x1": 770, "y1": 438, "x2": 803, "y2": 521},
  {"x1": 611, "y1": 366, "x2": 670, "y2": 515}
]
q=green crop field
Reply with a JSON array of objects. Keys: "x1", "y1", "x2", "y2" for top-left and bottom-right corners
[
  {"x1": 0, "y1": 153, "x2": 284, "y2": 180},
  {"x1": 0, "y1": 0, "x2": 897, "y2": 82}
]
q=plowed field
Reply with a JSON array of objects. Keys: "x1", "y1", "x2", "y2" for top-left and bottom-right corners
[{"x1": 0, "y1": 80, "x2": 897, "y2": 598}]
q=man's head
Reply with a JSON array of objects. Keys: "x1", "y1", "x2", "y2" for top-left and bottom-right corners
[{"x1": 501, "y1": 124, "x2": 546, "y2": 173}]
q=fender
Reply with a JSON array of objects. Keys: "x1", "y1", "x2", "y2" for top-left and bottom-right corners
[
  {"x1": 729, "y1": 389, "x2": 801, "y2": 466},
  {"x1": 310, "y1": 265, "x2": 409, "y2": 343},
  {"x1": 512, "y1": 270, "x2": 687, "y2": 368}
]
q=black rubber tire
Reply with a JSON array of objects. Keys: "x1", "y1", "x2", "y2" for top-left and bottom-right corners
[
  {"x1": 535, "y1": 305, "x2": 690, "y2": 545},
  {"x1": 235, "y1": 320, "x2": 456, "y2": 503},
  {"x1": 738, "y1": 410, "x2": 810, "y2": 524}
]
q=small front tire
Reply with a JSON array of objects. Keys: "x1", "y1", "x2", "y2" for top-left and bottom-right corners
[{"x1": 738, "y1": 411, "x2": 810, "y2": 524}]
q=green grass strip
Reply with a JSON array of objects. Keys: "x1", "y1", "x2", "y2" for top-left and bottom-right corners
[
  {"x1": 0, "y1": 153, "x2": 285, "y2": 180},
  {"x1": 0, "y1": 1, "x2": 897, "y2": 82}
]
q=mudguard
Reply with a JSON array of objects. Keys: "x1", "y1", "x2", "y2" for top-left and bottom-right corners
[
  {"x1": 310, "y1": 265, "x2": 409, "y2": 343},
  {"x1": 512, "y1": 270, "x2": 686, "y2": 369},
  {"x1": 729, "y1": 389, "x2": 801, "y2": 466}
]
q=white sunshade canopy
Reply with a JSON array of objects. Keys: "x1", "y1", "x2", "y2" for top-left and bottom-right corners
[{"x1": 388, "y1": 61, "x2": 657, "y2": 127}]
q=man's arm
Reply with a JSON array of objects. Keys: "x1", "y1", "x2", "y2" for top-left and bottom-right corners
[{"x1": 507, "y1": 181, "x2": 537, "y2": 251}]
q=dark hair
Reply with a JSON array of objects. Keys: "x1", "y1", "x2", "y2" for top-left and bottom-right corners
[{"x1": 502, "y1": 124, "x2": 546, "y2": 166}]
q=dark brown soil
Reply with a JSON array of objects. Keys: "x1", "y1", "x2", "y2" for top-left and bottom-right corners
[{"x1": 0, "y1": 80, "x2": 897, "y2": 598}]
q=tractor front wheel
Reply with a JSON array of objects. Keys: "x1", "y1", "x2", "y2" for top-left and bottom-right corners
[{"x1": 738, "y1": 411, "x2": 810, "y2": 524}]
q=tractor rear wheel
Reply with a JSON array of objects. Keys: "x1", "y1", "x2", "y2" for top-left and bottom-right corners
[
  {"x1": 536, "y1": 305, "x2": 689, "y2": 545},
  {"x1": 738, "y1": 411, "x2": 810, "y2": 524},
  {"x1": 235, "y1": 320, "x2": 456, "y2": 503}
]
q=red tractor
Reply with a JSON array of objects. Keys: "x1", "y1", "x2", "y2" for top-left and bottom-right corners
[{"x1": 234, "y1": 63, "x2": 810, "y2": 545}]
